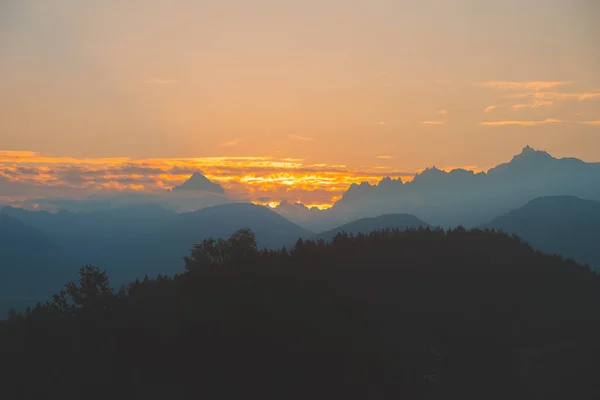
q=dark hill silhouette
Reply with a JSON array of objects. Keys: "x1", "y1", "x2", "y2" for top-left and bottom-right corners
[
  {"x1": 0, "y1": 215, "x2": 74, "y2": 311},
  {"x1": 3, "y1": 228, "x2": 600, "y2": 398},
  {"x1": 170, "y1": 172, "x2": 225, "y2": 194},
  {"x1": 316, "y1": 214, "x2": 429, "y2": 241},
  {"x1": 483, "y1": 196, "x2": 600, "y2": 269},
  {"x1": 294, "y1": 146, "x2": 600, "y2": 230}
]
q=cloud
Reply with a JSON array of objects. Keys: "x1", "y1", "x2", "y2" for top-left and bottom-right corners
[
  {"x1": 288, "y1": 135, "x2": 315, "y2": 142},
  {"x1": 0, "y1": 150, "x2": 39, "y2": 158},
  {"x1": 0, "y1": 151, "x2": 417, "y2": 210},
  {"x1": 376, "y1": 156, "x2": 393, "y2": 159},
  {"x1": 379, "y1": 121, "x2": 390, "y2": 125},
  {"x1": 510, "y1": 92, "x2": 600, "y2": 101},
  {"x1": 437, "y1": 109, "x2": 448, "y2": 116},
  {"x1": 220, "y1": 138, "x2": 243, "y2": 147},
  {"x1": 480, "y1": 81, "x2": 574, "y2": 91},
  {"x1": 480, "y1": 118, "x2": 563, "y2": 126},
  {"x1": 580, "y1": 121, "x2": 600, "y2": 125},
  {"x1": 143, "y1": 79, "x2": 181, "y2": 85},
  {"x1": 511, "y1": 100, "x2": 553, "y2": 110},
  {"x1": 484, "y1": 105, "x2": 497, "y2": 113},
  {"x1": 420, "y1": 120, "x2": 445, "y2": 125}
]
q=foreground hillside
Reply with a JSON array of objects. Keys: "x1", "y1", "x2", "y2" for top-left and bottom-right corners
[
  {"x1": 485, "y1": 196, "x2": 600, "y2": 269},
  {"x1": 2, "y1": 228, "x2": 599, "y2": 399}
]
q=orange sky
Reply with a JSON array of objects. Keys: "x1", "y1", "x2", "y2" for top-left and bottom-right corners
[{"x1": 1, "y1": 1, "x2": 599, "y2": 208}]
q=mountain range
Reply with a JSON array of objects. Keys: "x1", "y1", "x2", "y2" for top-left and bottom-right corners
[
  {"x1": 2, "y1": 146, "x2": 600, "y2": 310},
  {"x1": 276, "y1": 146, "x2": 600, "y2": 231}
]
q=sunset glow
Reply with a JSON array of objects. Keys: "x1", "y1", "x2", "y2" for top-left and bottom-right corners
[
  {"x1": 1, "y1": 0, "x2": 599, "y2": 210},
  {"x1": 0, "y1": 150, "x2": 418, "y2": 207}
]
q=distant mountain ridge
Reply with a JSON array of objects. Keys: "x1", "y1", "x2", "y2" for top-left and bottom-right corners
[
  {"x1": 277, "y1": 146, "x2": 600, "y2": 231},
  {"x1": 483, "y1": 195, "x2": 600, "y2": 269}
]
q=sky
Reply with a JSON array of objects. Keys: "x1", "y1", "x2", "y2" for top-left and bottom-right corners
[{"x1": 1, "y1": 0, "x2": 599, "y2": 208}]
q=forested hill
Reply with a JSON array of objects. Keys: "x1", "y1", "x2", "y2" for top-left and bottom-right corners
[
  {"x1": 2, "y1": 227, "x2": 600, "y2": 399},
  {"x1": 315, "y1": 214, "x2": 429, "y2": 241}
]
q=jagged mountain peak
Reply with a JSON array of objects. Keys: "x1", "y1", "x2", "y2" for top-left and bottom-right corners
[{"x1": 512, "y1": 145, "x2": 553, "y2": 162}]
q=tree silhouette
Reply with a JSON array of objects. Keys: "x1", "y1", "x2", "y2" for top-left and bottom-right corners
[{"x1": 1, "y1": 227, "x2": 600, "y2": 399}]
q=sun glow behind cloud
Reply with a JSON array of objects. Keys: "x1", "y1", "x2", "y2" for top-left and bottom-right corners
[{"x1": 0, "y1": 151, "x2": 415, "y2": 208}]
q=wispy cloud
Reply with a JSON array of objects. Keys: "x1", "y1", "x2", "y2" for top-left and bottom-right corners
[
  {"x1": 421, "y1": 120, "x2": 445, "y2": 125},
  {"x1": 580, "y1": 121, "x2": 600, "y2": 125},
  {"x1": 484, "y1": 105, "x2": 497, "y2": 113},
  {"x1": 480, "y1": 81, "x2": 574, "y2": 91},
  {"x1": 143, "y1": 79, "x2": 181, "y2": 85},
  {"x1": 510, "y1": 92, "x2": 600, "y2": 101},
  {"x1": 220, "y1": 138, "x2": 243, "y2": 147},
  {"x1": 480, "y1": 118, "x2": 563, "y2": 127},
  {"x1": 437, "y1": 109, "x2": 448, "y2": 116},
  {"x1": 511, "y1": 100, "x2": 553, "y2": 110},
  {"x1": 379, "y1": 121, "x2": 390, "y2": 125},
  {"x1": 289, "y1": 134, "x2": 315, "y2": 142},
  {"x1": 0, "y1": 150, "x2": 39, "y2": 158},
  {"x1": 376, "y1": 155, "x2": 393, "y2": 159}
]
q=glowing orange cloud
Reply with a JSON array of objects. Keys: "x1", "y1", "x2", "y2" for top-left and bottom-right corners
[{"x1": 0, "y1": 151, "x2": 415, "y2": 208}]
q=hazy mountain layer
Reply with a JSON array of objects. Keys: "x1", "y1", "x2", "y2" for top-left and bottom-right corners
[
  {"x1": 484, "y1": 196, "x2": 600, "y2": 269},
  {"x1": 1, "y1": 203, "x2": 312, "y2": 298},
  {"x1": 279, "y1": 146, "x2": 600, "y2": 230}
]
